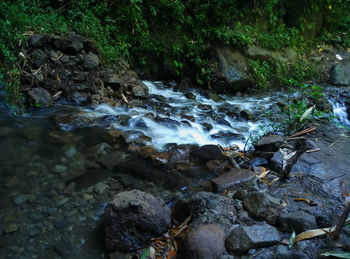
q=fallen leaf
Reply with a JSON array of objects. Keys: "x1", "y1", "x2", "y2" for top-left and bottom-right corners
[
  {"x1": 294, "y1": 226, "x2": 336, "y2": 243},
  {"x1": 288, "y1": 231, "x2": 296, "y2": 248},
  {"x1": 320, "y1": 251, "x2": 350, "y2": 258},
  {"x1": 167, "y1": 249, "x2": 177, "y2": 259},
  {"x1": 300, "y1": 105, "x2": 315, "y2": 122}
]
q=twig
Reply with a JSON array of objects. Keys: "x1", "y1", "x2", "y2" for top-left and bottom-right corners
[
  {"x1": 333, "y1": 205, "x2": 350, "y2": 237},
  {"x1": 288, "y1": 127, "x2": 316, "y2": 138},
  {"x1": 306, "y1": 148, "x2": 321, "y2": 153}
]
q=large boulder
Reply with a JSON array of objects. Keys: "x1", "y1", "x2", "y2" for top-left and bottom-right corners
[
  {"x1": 215, "y1": 46, "x2": 253, "y2": 93},
  {"x1": 225, "y1": 224, "x2": 281, "y2": 255},
  {"x1": 246, "y1": 45, "x2": 297, "y2": 63},
  {"x1": 104, "y1": 189, "x2": 171, "y2": 251},
  {"x1": 179, "y1": 224, "x2": 226, "y2": 259},
  {"x1": 330, "y1": 63, "x2": 350, "y2": 86}
]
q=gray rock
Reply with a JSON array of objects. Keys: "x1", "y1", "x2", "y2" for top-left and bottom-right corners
[
  {"x1": 277, "y1": 211, "x2": 317, "y2": 233},
  {"x1": 330, "y1": 64, "x2": 350, "y2": 86},
  {"x1": 28, "y1": 34, "x2": 47, "y2": 47},
  {"x1": 192, "y1": 145, "x2": 227, "y2": 162},
  {"x1": 216, "y1": 46, "x2": 253, "y2": 93},
  {"x1": 226, "y1": 224, "x2": 280, "y2": 255},
  {"x1": 103, "y1": 70, "x2": 121, "y2": 87},
  {"x1": 27, "y1": 87, "x2": 53, "y2": 107},
  {"x1": 104, "y1": 189, "x2": 171, "y2": 251},
  {"x1": 180, "y1": 224, "x2": 226, "y2": 259},
  {"x1": 52, "y1": 35, "x2": 85, "y2": 54},
  {"x1": 55, "y1": 238, "x2": 74, "y2": 257},
  {"x1": 174, "y1": 192, "x2": 237, "y2": 235},
  {"x1": 243, "y1": 192, "x2": 282, "y2": 225},
  {"x1": 211, "y1": 169, "x2": 256, "y2": 193},
  {"x1": 54, "y1": 217, "x2": 69, "y2": 229},
  {"x1": 240, "y1": 110, "x2": 253, "y2": 120},
  {"x1": 13, "y1": 194, "x2": 31, "y2": 205},
  {"x1": 270, "y1": 149, "x2": 297, "y2": 176},
  {"x1": 275, "y1": 245, "x2": 309, "y2": 259},
  {"x1": 83, "y1": 52, "x2": 100, "y2": 70},
  {"x1": 32, "y1": 49, "x2": 48, "y2": 68},
  {"x1": 255, "y1": 134, "x2": 284, "y2": 152},
  {"x1": 131, "y1": 83, "x2": 149, "y2": 97},
  {"x1": 249, "y1": 157, "x2": 268, "y2": 167}
]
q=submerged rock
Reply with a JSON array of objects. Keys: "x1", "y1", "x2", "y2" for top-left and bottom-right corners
[
  {"x1": 104, "y1": 189, "x2": 171, "y2": 251},
  {"x1": 179, "y1": 224, "x2": 226, "y2": 259}
]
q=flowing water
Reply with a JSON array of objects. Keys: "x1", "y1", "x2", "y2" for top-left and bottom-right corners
[{"x1": 0, "y1": 81, "x2": 349, "y2": 258}]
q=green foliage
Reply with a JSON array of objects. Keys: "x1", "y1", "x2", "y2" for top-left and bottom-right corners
[
  {"x1": 249, "y1": 59, "x2": 273, "y2": 89},
  {"x1": 278, "y1": 78, "x2": 332, "y2": 134}
]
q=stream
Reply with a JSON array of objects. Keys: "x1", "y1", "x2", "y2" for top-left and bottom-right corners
[{"x1": 0, "y1": 81, "x2": 349, "y2": 258}]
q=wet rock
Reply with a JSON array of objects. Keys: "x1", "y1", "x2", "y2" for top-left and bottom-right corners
[
  {"x1": 270, "y1": 148, "x2": 297, "y2": 176},
  {"x1": 131, "y1": 83, "x2": 149, "y2": 97},
  {"x1": 249, "y1": 157, "x2": 268, "y2": 167},
  {"x1": 192, "y1": 145, "x2": 227, "y2": 162},
  {"x1": 275, "y1": 245, "x2": 309, "y2": 259},
  {"x1": 185, "y1": 92, "x2": 196, "y2": 100},
  {"x1": 330, "y1": 63, "x2": 350, "y2": 86},
  {"x1": 209, "y1": 92, "x2": 223, "y2": 102},
  {"x1": 174, "y1": 192, "x2": 237, "y2": 234},
  {"x1": 225, "y1": 224, "x2": 281, "y2": 255},
  {"x1": 5, "y1": 224, "x2": 18, "y2": 233},
  {"x1": 255, "y1": 134, "x2": 284, "y2": 152},
  {"x1": 55, "y1": 238, "x2": 74, "y2": 257},
  {"x1": 83, "y1": 52, "x2": 100, "y2": 70},
  {"x1": 240, "y1": 110, "x2": 253, "y2": 120},
  {"x1": 277, "y1": 211, "x2": 317, "y2": 234},
  {"x1": 206, "y1": 160, "x2": 231, "y2": 174},
  {"x1": 211, "y1": 169, "x2": 256, "y2": 193},
  {"x1": 150, "y1": 152, "x2": 170, "y2": 166},
  {"x1": 13, "y1": 194, "x2": 31, "y2": 205},
  {"x1": 154, "y1": 116, "x2": 180, "y2": 128},
  {"x1": 27, "y1": 87, "x2": 53, "y2": 107},
  {"x1": 180, "y1": 224, "x2": 226, "y2": 259},
  {"x1": 243, "y1": 192, "x2": 282, "y2": 224},
  {"x1": 215, "y1": 46, "x2": 253, "y2": 93},
  {"x1": 104, "y1": 189, "x2": 171, "y2": 251}
]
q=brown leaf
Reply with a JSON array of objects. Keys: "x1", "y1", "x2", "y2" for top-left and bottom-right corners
[
  {"x1": 294, "y1": 226, "x2": 336, "y2": 243},
  {"x1": 167, "y1": 249, "x2": 176, "y2": 259}
]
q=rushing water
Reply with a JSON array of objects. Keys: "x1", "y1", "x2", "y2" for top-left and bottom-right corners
[{"x1": 0, "y1": 81, "x2": 349, "y2": 258}]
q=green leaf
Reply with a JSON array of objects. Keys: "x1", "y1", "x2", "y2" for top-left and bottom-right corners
[
  {"x1": 288, "y1": 231, "x2": 296, "y2": 248},
  {"x1": 140, "y1": 247, "x2": 150, "y2": 259}
]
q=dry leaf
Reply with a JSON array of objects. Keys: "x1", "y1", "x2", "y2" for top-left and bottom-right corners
[
  {"x1": 294, "y1": 226, "x2": 336, "y2": 243},
  {"x1": 167, "y1": 249, "x2": 176, "y2": 259}
]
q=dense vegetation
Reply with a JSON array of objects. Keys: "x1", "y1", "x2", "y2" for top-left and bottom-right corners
[{"x1": 0, "y1": 0, "x2": 349, "y2": 109}]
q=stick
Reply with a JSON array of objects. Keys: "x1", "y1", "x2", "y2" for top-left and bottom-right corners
[
  {"x1": 333, "y1": 205, "x2": 350, "y2": 237},
  {"x1": 288, "y1": 127, "x2": 316, "y2": 138}
]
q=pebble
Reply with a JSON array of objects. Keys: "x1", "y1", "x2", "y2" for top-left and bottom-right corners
[
  {"x1": 83, "y1": 193, "x2": 94, "y2": 201},
  {"x1": 5, "y1": 224, "x2": 18, "y2": 233},
  {"x1": 56, "y1": 197, "x2": 69, "y2": 207},
  {"x1": 53, "y1": 165, "x2": 68, "y2": 174},
  {"x1": 65, "y1": 147, "x2": 78, "y2": 158},
  {"x1": 94, "y1": 182, "x2": 108, "y2": 195},
  {"x1": 54, "y1": 217, "x2": 69, "y2": 229},
  {"x1": 13, "y1": 194, "x2": 31, "y2": 205},
  {"x1": 55, "y1": 238, "x2": 74, "y2": 256},
  {"x1": 47, "y1": 207, "x2": 58, "y2": 216}
]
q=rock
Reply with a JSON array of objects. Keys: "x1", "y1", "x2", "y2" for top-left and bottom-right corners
[
  {"x1": 246, "y1": 45, "x2": 297, "y2": 63},
  {"x1": 249, "y1": 157, "x2": 268, "y2": 167},
  {"x1": 53, "y1": 164, "x2": 68, "y2": 174},
  {"x1": 215, "y1": 46, "x2": 253, "y2": 93},
  {"x1": 54, "y1": 217, "x2": 69, "y2": 229},
  {"x1": 277, "y1": 211, "x2": 317, "y2": 234},
  {"x1": 104, "y1": 189, "x2": 171, "y2": 251},
  {"x1": 83, "y1": 52, "x2": 100, "y2": 70},
  {"x1": 13, "y1": 194, "x2": 31, "y2": 205},
  {"x1": 240, "y1": 110, "x2": 253, "y2": 120},
  {"x1": 243, "y1": 192, "x2": 282, "y2": 225},
  {"x1": 174, "y1": 192, "x2": 237, "y2": 234},
  {"x1": 180, "y1": 224, "x2": 226, "y2": 259},
  {"x1": 290, "y1": 124, "x2": 350, "y2": 197},
  {"x1": 330, "y1": 63, "x2": 350, "y2": 86},
  {"x1": 209, "y1": 92, "x2": 223, "y2": 102},
  {"x1": 185, "y1": 92, "x2": 196, "y2": 100},
  {"x1": 5, "y1": 224, "x2": 18, "y2": 233},
  {"x1": 275, "y1": 245, "x2": 309, "y2": 259},
  {"x1": 255, "y1": 134, "x2": 284, "y2": 152},
  {"x1": 55, "y1": 238, "x2": 74, "y2": 257},
  {"x1": 131, "y1": 83, "x2": 149, "y2": 97},
  {"x1": 52, "y1": 35, "x2": 85, "y2": 54},
  {"x1": 27, "y1": 87, "x2": 53, "y2": 107},
  {"x1": 94, "y1": 182, "x2": 109, "y2": 195},
  {"x1": 211, "y1": 169, "x2": 256, "y2": 193},
  {"x1": 270, "y1": 148, "x2": 297, "y2": 176},
  {"x1": 103, "y1": 70, "x2": 121, "y2": 87},
  {"x1": 192, "y1": 145, "x2": 227, "y2": 162},
  {"x1": 32, "y1": 49, "x2": 48, "y2": 68},
  {"x1": 28, "y1": 34, "x2": 47, "y2": 47},
  {"x1": 225, "y1": 224, "x2": 281, "y2": 255}
]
